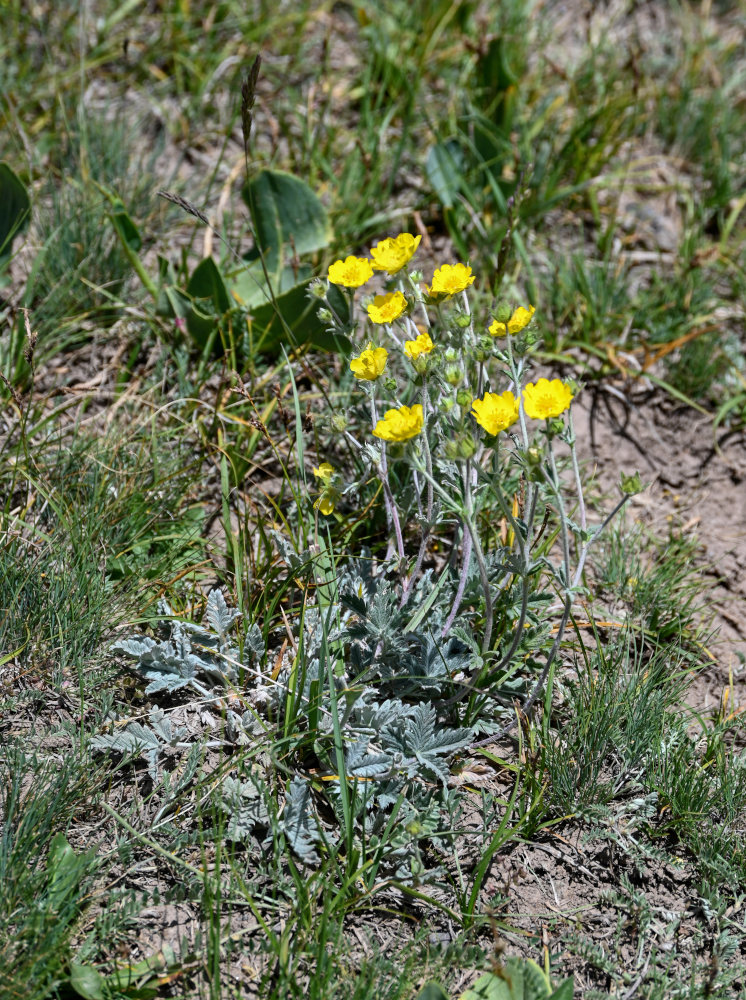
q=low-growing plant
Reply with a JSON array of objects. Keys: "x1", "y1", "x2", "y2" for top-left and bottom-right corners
[{"x1": 106, "y1": 229, "x2": 636, "y2": 923}]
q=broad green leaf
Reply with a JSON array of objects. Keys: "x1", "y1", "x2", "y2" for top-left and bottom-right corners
[
  {"x1": 186, "y1": 256, "x2": 231, "y2": 310},
  {"x1": 460, "y1": 960, "x2": 572, "y2": 1000},
  {"x1": 69, "y1": 962, "x2": 106, "y2": 1000},
  {"x1": 47, "y1": 833, "x2": 85, "y2": 909},
  {"x1": 242, "y1": 167, "x2": 330, "y2": 264},
  {"x1": 416, "y1": 985, "x2": 450, "y2": 1000},
  {"x1": 0, "y1": 162, "x2": 31, "y2": 260},
  {"x1": 248, "y1": 278, "x2": 350, "y2": 355}
]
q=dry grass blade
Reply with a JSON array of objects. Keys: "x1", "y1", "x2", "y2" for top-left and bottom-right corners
[{"x1": 241, "y1": 54, "x2": 262, "y2": 166}]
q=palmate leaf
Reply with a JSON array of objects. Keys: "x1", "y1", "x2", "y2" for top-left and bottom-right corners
[
  {"x1": 111, "y1": 635, "x2": 199, "y2": 694},
  {"x1": 219, "y1": 775, "x2": 270, "y2": 842},
  {"x1": 204, "y1": 589, "x2": 241, "y2": 641},
  {"x1": 90, "y1": 709, "x2": 185, "y2": 780},
  {"x1": 345, "y1": 739, "x2": 393, "y2": 779},
  {"x1": 383, "y1": 704, "x2": 473, "y2": 784},
  {"x1": 281, "y1": 777, "x2": 321, "y2": 864}
]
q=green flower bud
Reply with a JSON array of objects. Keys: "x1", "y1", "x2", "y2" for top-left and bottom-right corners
[
  {"x1": 456, "y1": 388, "x2": 472, "y2": 408},
  {"x1": 309, "y1": 277, "x2": 328, "y2": 299},
  {"x1": 444, "y1": 347, "x2": 459, "y2": 363},
  {"x1": 445, "y1": 364, "x2": 462, "y2": 386},
  {"x1": 331, "y1": 413, "x2": 348, "y2": 432},
  {"x1": 547, "y1": 417, "x2": 565, "y2": 436},
  {"x1": 384, "y1": 376, "x2": 398, "y2": 392},
  {"x1": 317, "y1": 307, "x2": 332, "y2": 323},
  {"x1": 412, "y1": 355, "x2": 429, "y2": 376},
  {"x1": 494, "y1": 301, "x2": 513, "y2": 323},
  {"x1": 526, "y1": 445, "x2": 542, "y2": 466},
  {"x1": 513, "y1": 329, "x2": 538, "y2": 356},
  {"x1": 620, "y1": 470, "x2": 644, "y2": 495},
  {"x1": 458, "y1": 433, "x2": 477, "y2": 458},
  {"x1": 440, "y1": 396, "x2": 456, "y2": 414},
  {"x1": 454, "y1": 313, "x2": 471, "y2": 329},
  {"x1": 444, "y1": 439, "x2": 461, "y2": 460}
]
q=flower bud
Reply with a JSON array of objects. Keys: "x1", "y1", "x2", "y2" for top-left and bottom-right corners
[
  {"x1": 513, "y1": 329, "x2": 538, "y2": 356},
  {"x1": 308, "y1": 277, "x2": 328, "y2": 299},
  {"x1": 384, "y1": 376, "x2": 398, "y2": 393},
  {"x1": 458, "y1": 433, "x2": 477, "y2": 458},
  {"x1": 494, "y1": 301, "x2": 512, "y2": 323},
  {"x1": 317, "y1": 307, "x2": 332, "y2": 323},
  {"x1": 526, "y1": 445, "x2": 542, "y2": 466},
  {"x1": 547, "y1": 417, "x2": 565, "y2": 436},
  {"x1": 412, "y1": 355, "x2": 429, "y2": 376},
  {"x1": 443, "y1": 439, "x2": 461, "y2": 460},
  {"x1": 444, "y1": 347, "x2": 459, "y2": 363},
  {"x1": 445, "y1": 364, "x2": 462, "y2": 386},
  {"x1": 454, "y1": 313, "x2": 471, "y2": 329},
  {"x1": 456, "y1": 388, "x2": 472, "y2": 408},
  {"x1": 620, "y1": 470, "x2": 644, "y2": 495},
  {"x1": 440, "y1": 396, "x2": 456, "y2": 414},
  {"x1": 331, "y1": 413, "x2": 348, "y2": 432}
]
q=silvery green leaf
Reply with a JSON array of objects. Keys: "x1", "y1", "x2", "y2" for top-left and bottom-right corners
[
  {"x1": 148, "y1": 707, "x2": 185, "y2": 744},
  {"x1": 205, "y1": 589, "x2": 241, "y2": 639},
  {"x1": 383, "y1": 704, "x2": 473, "y2": 784},
  {"x1": 281, "y1": 777, "x2": 320, "y2": 864},
  {"x1": 345, "y1": 739, "x2": 392, "y2": 779},
  {"x1": 219, "y1": 775, "x2": 270, "y2": 841},
  {"x1": 91, "y1": 720, "x2": 167, "y2": 781},
  {"x1": 243, "y1": 622, "x2": 265, "y2": 662},
  {"x1": 110, "y1": 637, "x2": 158, "y2": 659}
]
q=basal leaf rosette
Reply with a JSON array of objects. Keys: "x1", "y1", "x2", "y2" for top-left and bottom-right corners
[
  {"x1": 489, "y1": 305, "x2": 535, "y2": 337},
  {"x1": 522, "y1": 378, "x2": 574, "y2": 420},
  {"x1": 327, "y1": 255, "x2": 374, "y2": 288},
  {"x1": 427, "y1": 263, "x2": 475, "y2": 301},
  {"x1": 370, "y1": 233, "x2": 421, "y2": 275},
  {"x1": 471, "y1": 391, "x2": 520, "y2": 436},
  {"x1": 373, "y1": 404, "x2": 424, "y2": 442},
  {"x1": 350, "y1": 342, "x2": 388, "y2": 381},
  {"x1": 367, "y1": 291, "x2": 407, "y2": 325}
]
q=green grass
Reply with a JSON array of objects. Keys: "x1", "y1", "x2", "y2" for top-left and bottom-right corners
[{"x1": 1, "y1": 1, "x2": 745, "y2": 997}]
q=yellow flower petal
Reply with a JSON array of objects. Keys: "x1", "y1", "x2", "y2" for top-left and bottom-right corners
[
  {"x1": 430, "y1": 263, "x2": 475, "y2": 299},
  {"x1": 489, "y1": 305, "x2": 535, "y2": 337},
  {"x1": 370, "y1": 233, "x2": 421, "y2": 274},
  {"x1": 471, "y1": 391, "x2": 520, "y2": 435},
  {"x1": 372, "y1": 404, "x2": 424, "y2": 442},
  {"x1": 313, "y1": 462, "x2": 335, "y2": 481},
  {"x1": 403, "y1": 331, "x2": 434, "y2": 360},
  {"x1": 350, "y1": 342, "x2": 388, "y2": 380},
  {"x1": 522, "y1": 379, "x2": 574, "y2": 420},
  {"x1": 507, "y1": 305, "x2": 535, "y2": 334},
  {"x1": 327, "y1": 256, "x2": 374, "y2": 288},
  {"x1": 367, "y1": 291, "x2": 407, "y2": 324},
  {"x1": 315, "y1": 495, "x2": 335, "y2": 516}
]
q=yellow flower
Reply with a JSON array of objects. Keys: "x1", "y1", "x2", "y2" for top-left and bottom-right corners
[
  {"x1": 367, "y1": 291, "x2": 407, "y2": 324},
  {"x1": 522, "y1": 378, "x2": 574, "y2": 420},
  {"x1": 312, "y1": 462, "x2": 337, "y2": 515},
  {"x1": 489, "y1": 305, "x2": 536, "y2": 337},
  {"x1": 471, "y1": 391, "x2": 520, "y2": 435},
  {"x1": 370, "y1": 233, "x2": 421, "y2": 274},
  {"x1": 313, "y1": 462, "x2": 335, "y2": 483},
  {"x1": 373, "y1": 404, "x2": 424, "y2": 442},
  {"x1": 315, "y1": 495, "x2": 335, "y2": 516},
  {"x1": 403, "y1": 331, "x2": 434, "y2": 360},
  {"x1": 350, "y1": 342, "x2": 388, "y2": 381},
  {"x1": 429, "y1": 263, "x2": 475, "y2": 299},
  {"x1": 327, "y1": 256, "x2": 374, "y2": 288}
]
